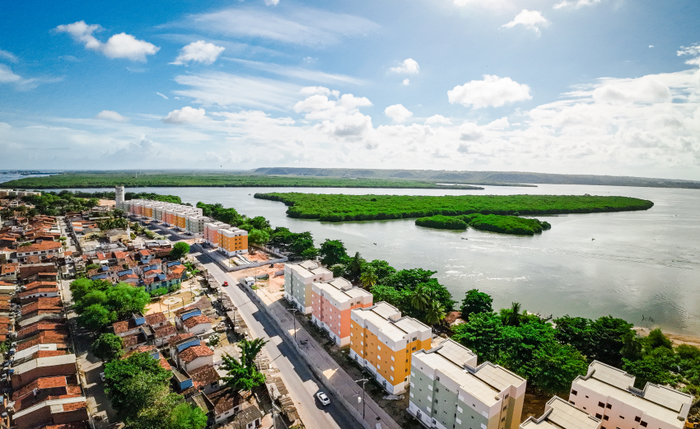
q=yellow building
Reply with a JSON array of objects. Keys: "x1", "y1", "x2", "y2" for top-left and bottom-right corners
[
  {"x1": 349, "y1": 302, "x2": 432, "y2": 394},
  {"x1": 219, "y1": 227, "x2": 249, "y2": 256},
  {"x1": 175, "y1": 212, "x2": 188, "y2": 230},
  {"x1": 144, "y1": 207, "x2": 153, "y2": 218}
]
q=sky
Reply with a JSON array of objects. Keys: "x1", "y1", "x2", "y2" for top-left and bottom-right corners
[{"x1": 1, "y1": 0, "x2": 699, "y2": 179}]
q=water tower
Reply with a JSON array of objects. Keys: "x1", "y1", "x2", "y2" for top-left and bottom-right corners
[{"x1": 115, "y1": 186, "x2": 125, "y2": 208}]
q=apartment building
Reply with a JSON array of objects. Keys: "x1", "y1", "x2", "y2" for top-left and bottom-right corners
[
  {"x1": 522, "y1": 397, "x2": 602, "y2": 429},
  {"x1": 203, "y1": 222, "x2": 227, "y2": 247},
  {"x1": 284, "y1": 261, "x2": 333, "y2": 314},
  {"x1": 569, "y1": 361, "x2": 693, "y2": 429},
  {"x1": 219, "y1": 227, "x2": 248, "y2": 256},
  {"x1": 408, "y1": 339, "x2": 527, "y2": 429},
  {"x1": 349, "y1": 302, "x2": 432, "y2": 394},
  {"x1": 186, "y1": 215, "x2": 210, "y2": 235},
  {"x1": 311, "y1": 277, "x2": 373, "y2": 346}
]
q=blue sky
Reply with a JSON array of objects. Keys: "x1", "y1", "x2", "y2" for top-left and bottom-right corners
[{"x1": 1, "y1": 0, "x2": 699, "y2": 179}]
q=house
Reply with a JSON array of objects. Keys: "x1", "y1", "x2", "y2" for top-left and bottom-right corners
[
  {"x1": 521, "y1": 397, "x2": 602, "y2": 429},
  {"x1": 311, "y1": 277, "x2": 373, "y2": 346},
  {"x1": 176, "y1": 308, "x2": 202, "y2": 328},
  {"x1": 349, "y1": 301, "x2": 432, "y2": 394},
  {"x1": 178, "y1": 344, "x2": 214, "y2": 372},
  {"x1": 11, "y1": 396, "x2": 87, "y2": 429},
  {"x1": 17, "y1": 321, "x2": 67, "y2": 340},
  {"x1": 408, "y1": 339, "x2": 527, "y2": 429},
  {"x1": 182, "y1": 315, "x2": 213, "y2": 336},
  {"x1": 18, "y1": 287, "x2": 60, "y2": 303},
  {"x1": 284, "y1": 261, "x2": 333, "y2": 314},
  {"x1": 207, "y1": 389, "x2": 244, "y2": 424},
  {"x1": 15, "y1": 240, "x2": 63, "y2": 263},
  {"x1": 168, "y1": 332, "x2": 197, "y2": 356},
  {"x1": 228, "y1": 401, "x2": 263, "y2": 429},
  {"x1": 569, "y1": 361, "x2": 693, "y2": 429},
  {"x1": 16, "y1": 331, "x2": 69, "y2": 352},
  {"x1": 11, "y1": 354, "x2": 77, "y2": 389},
  {"x1": 105, "y1": 229, "x2": 129, "y2": 243},
  {"x1": 137, "y1": 249, "x2": 154, "y2": 263},
  {"x1": 176, "y1": 365, "x2": 221, "y2": 396},
  {"x1": 153, "y1": 324, "x2": 177, "y2": 346},
  {"x1": 21, "y1": 297, "x2": 62, "y2": 318},
  {"x1": 145, "y1": 312, "x2": 169, "y2": 330}
]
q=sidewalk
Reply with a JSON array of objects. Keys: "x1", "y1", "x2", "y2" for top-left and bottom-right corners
[{"x1": 253, "y1": 286, "x2": 402, "y2": 429}]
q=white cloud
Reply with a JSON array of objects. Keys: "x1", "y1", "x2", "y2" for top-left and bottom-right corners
[
  {"x1": 0, "y1": 49, "x2": 18, "y2": 63},
  {"x1": 156, "y1": 92, "x2": 169, "y2": 100},
  {"x1": 55, "y1": 21, "x2": 159, "y2": 62},
  {"x1": 453, "y1": 0, "x2": 513, "y2": 11},
  {"x1": 264, "y1": 0, "x2": 280, "y2": 5},
  {"x1": 95, "y1": 110, "x2": 128, "y2": 122},
  {"x1": 678, "y1": 43, "x2": 700, "y2": 66},
  {"x1": 403, "y1": 79, "x2": 410, "y2": 86},
  {"x1": 502, "y1": 10, "x2": 550, "y2": 33},
  {"x1": 592, "y1": 77, "x2": 672, "y2": 104},
  {"x1": 459, "y1": 122, "x2": 485, "y2": 141},
  {"x1": 228, "y1": 58, "x2": 363, "y2": 85},
  {"x1": 173, "y1": 72, "x2": 301, "y2": 110},
  {"x1": 484, "y1": 117, "x2": 510, "y2": 129},
  {"x1": 294, "y1": 92, "x2": 374, "y2": 139},
  {"x1": 163, "y1": 106, "x2": 207, "y2": 124},
  {"x1": 390, "y1": 58, "x2": 420, "y2": 74},
  {"x1": 649, "y1": 45, "x2": 654, "y2": 49},
  {"x1": 183, "y1": 7, "x2": 379, "y2": 47},
  {"x1": 448, "y1": 75, "x2": 532, "y2": 108},
  {"x1": 426, "y1": 115, "x2": 452, "y2": 125},
  {"x1": 0, "y1": 64, "x2": 21, "y2": 83},
  {"x1": 172, "y1": 40, "x2": 225, "y2": 65},
  {"x1": 384, "y1": 104, "x2": 413, "y2": 123},
  {"x1": 554, "y1": 0, "x2": 602, "y2": 9}
]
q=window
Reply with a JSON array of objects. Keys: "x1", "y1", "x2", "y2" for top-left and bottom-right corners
[
  {"x1": 634, "y1": 417, "x2": 641, "y2": 423},
  {"x1": 595, "y1": 414, "x2": 602, "y2": 419},
  {"x1": 640, "y1": 422, "x2": 647, "y2": 427},
  {"x1": 603, "y1": 416, "x2": 609, "y2": 421},
  {"x1": 598, "y1": 402, "x2": 605, "y2": 408},
  {"x1": 572, "y1": 390, "x2": 578, "y2": 396},
  {"x1": 412, "y1": 346, "x2": 417, "y2": 351},
  {"x1": 606, "y1": 404, "x2": 612, "y2": 409},
  {"x1": 619, "y1": 416, "x2": 624, "y2": 419}
]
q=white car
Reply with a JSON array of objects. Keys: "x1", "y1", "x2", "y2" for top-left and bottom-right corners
[{"x1": 316, "y1": 391, "x2": 331, "y2": 406}]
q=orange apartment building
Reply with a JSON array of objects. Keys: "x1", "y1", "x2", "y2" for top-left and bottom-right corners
[
  {"x1": 219, "y1": 227, "x2": 248, "y2": 256},
  {"x1": 310, "y1": 277, "x2": 373, "y2": 346},
  {"x1": 349, "y1": 302, "x2": 432, "y2": 394},
  {"x1": 175, "y1": 211, "x2": 188, "y2": 231}
]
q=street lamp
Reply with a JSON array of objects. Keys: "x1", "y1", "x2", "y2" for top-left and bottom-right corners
[{"x1": 355, "y1": 378, "x2": 369, "y2": 420}]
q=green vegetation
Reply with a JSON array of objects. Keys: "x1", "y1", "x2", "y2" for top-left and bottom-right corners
[
  {"x1": 0, "y1": 191, "x2": 98, "y2": 216},
  {"x1": 70, "y1": 279, "x2": 150, "y2": 331},
  {"x1": 197, "y1": 202, "x2": 273, "y2": 248},
  {"x1": 4, "y1": 171, "x2": 483, "y2": 189},
  {"x1": 416, "y1": 213, "x2": 552, "y2": 235},
  {"x1": 169, "y1": 242, "x2": 190, "y2": 259},
  {"x1": 91, "y1": 333, "x2": 124, "y2": 362},
  {"x1": 268, "y1": 227, "x2": 318, "y2": 259},
  {"x1": 150, "y1": 287, "x2": 169, "y2": 297},
  {"x1": 460, "y1": 289, "x2": 493, "y2": 319},
  {"x1": 255, "y1": 193, "x2": 654, "y2": 222},
  {"x1": 415, "y1": 215, "x2": 469, "y2": 230},
  {"x1": 99, "y1": 217, "x2": 129, "y2": 231},
  {"x1": 104, "y1": 352, "x2": 206, "y2": 429},
  {"x1": 221, "y1": 338, "x2": 268, "y2": 391}
]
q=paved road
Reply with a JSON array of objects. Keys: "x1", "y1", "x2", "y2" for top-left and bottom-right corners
[{"x1": 194, "y1": 250, "x2": 360, "y2": 429}]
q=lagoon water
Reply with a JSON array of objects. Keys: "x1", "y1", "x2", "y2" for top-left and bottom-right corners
[{"x1": 36, "y1": 184, "x2": 700, "y2": 335}]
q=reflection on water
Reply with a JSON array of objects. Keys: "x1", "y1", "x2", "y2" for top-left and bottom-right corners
[{"x1": 45, "y1": 184, "x2": 700, "y2": 334}]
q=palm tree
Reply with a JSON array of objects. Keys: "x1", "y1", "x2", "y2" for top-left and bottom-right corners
[
  {"x1": 239, "y1": 338, "x2": 267, "y2": 369},
  {"x1": 506, "y1": 302, "x2": 522, "y2": 326},
  {"x1": 360, "y1": 267, "x2": 378, "y2": 289},
  {"x1": 424, "y1": 300, "x2": 446, "y2": 326},
  {"x1": 410, "y1": 283, "x2": 432, "y2": 312},
  {"x1": 346, "y1": 252, "x2": 365, "y2": 283}
]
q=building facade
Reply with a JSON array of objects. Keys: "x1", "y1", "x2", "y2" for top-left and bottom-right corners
[
  {"x1": 310, "y1": 277, "x2": 373, "y2": 346},
  {"x1": 569, "y1": 361, "x2": 693, "y2": 429},
  {"x1": 349, "y1": 302, "x2": 432, "y2": 394},
  {"x1": 219, "y1": 227, "x2": 248, "y2": 256},
  {"x1": 521, "y1": 397, "x2": 602, "y2": 429},
  {"x1": 409, "y1": 339, "x2": 527, "y2": 429},
  {"x1": 284, "y1": 261, "x2": 333, "y2": 314}
]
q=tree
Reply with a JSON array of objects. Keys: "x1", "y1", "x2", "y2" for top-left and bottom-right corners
[
  {"x1": 91, "y1": 333, "x2": 124, "y2": 362},
  {"x1": 502, "y1": 302, "x2": 523, "y2": 326},
  {"x1": 106, "y1": 283, "x2": 151, "y2": 320},
  {"x1": 104, "y1": 352, "x2": 172, "y2": 419},
  {"x1": 452, "y1": 312, "x2": 504, "y2": 363},
  {"x1": 383, "y1": 268, "x2": 436, "y2": 291},
  {"x1": 623, "y1": 356, "x2": 676, "y2": 389},
  {"x1": 221, "y1": 338, "x2": 268, "y2": 392},
  {"x1": 129, "y1": 393, "x2": 207, "y2": 429},
  {"x1": 370, "y1": 284, "x2": 410, "y2": 313},
  {"x1": 248, "y1": 228, "x2": 270, "y2": 246},
  {"x1": 319, "y1": 239, "x2": 349, "y2": 267},
  {"x1": 424, "y1": 300, "x2": 446, "y2": 326},
  {"x1": 410, "y1": 283, "x2": 432, "y2": 312},
  {"x1": 528, "y1": 341, "x2": 588, "y2": 395},
  {"x1": 78, "y1": 304, "x2": 115, "y2": 331},
  {"x1": 645, "y1": 329, "x2": 673, "y2": 351},
  {"x1": 239, "y1": 338, "x2": 267, "y2": 369},
  {"x1": 364, "y1": 259, "x2": 396, "y2": 283},
  {"x1": 359, "y1": 266, "x2": 378, "y2": 289},
  {"x1": 169, "y1": 242, "x2": 190, "y2": 259},
  {"x1": 460, "y1": 289, "x2": 493, "y2": 320},
  {"x1": 345, "y1": 252, "x2": 365, "y2": 283}
]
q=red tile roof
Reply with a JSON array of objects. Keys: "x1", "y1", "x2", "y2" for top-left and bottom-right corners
[
  {"x1": 17, "y1": 241, "x2": 62, "y2": 253},
  {"x1": 21, "y1": 297, "x2": 62, "y2": 315},
  {"x1": 168, "y1": 332, "x2": 195, "y2": 346},
  {"x1": 183, "y1": 315, "x2": 212, "y2": 329},
  {"x1": 18, "y1": 287, "x2": 58, "y2": 298},
  {"x1": 24, "y1": 281, "x2": 57, "y2": 291},
  {"x1": 179, "y1": 345, "x2": 214, "y2": 363},
  {"x1": 13, "y1": 376, "x2": 67, "y2": 401},
  {"x1": 189, "y1": 365, "x2": 220, "y2": 388},
  {"x1": 63, "y1": 401, "x2": 87, "y2": 411},
  {"x1": 154, "y1": 324, "x2": 176, "y2": 339},
  {"x1": 16, "y1": 331, "x2": 69, "y2": 351},
  {"x1": 112, "y1": 319, "x2": 139, "y2": 335},
  {"x1": 145, "y1": 312, "x2": 167, "y2": 326}
]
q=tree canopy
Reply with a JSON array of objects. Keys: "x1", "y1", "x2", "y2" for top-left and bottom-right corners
[
  {"x1": 91, "y1": 333, "x2": 124, "y2": 361},
  {"x1": 460, "y1": 289, "x2": 493, "y2": 320},
  {"x1": 70, "y1": 279, "x2": 150, "y2": 331},
  {"x1": 169, "y1": 242, "x2": 190, "y2": 260}
]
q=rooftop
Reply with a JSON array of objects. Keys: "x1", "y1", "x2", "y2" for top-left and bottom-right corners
[
  {"x1": 521, "y1": 397, "x2": 601, "y2": 429},
  {"x1": 179, "y1": 345, "x2": 214, "y2": 363}
]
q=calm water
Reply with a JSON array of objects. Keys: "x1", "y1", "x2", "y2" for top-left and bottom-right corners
[{"x1": 37, "y1": 185, "x2": 700, "y2": 335}]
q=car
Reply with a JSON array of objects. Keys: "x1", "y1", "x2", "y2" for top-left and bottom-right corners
[
  {"x1": 316, "y1": 391, "x2": 331, "y2": 406},
  {"x1": 222, "y1": 281, "x2": 229, "y2": 287}
]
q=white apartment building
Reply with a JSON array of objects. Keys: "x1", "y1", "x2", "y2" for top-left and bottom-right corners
[
  {"x1": 284, "y1": 261, "x2": 333, "y2": 314},
  {"x1": 310, "y1": 277, "x2": 373, "y2": 346},
  {"x1": 522, "y1": 397, "x2": 602, "y2": 429},
  {"x1": 569, "y1": 361, "x2": 693, "y2": 429},
  {"x1": 408, "y1": 339, "x2": 527, "y2": 429}
]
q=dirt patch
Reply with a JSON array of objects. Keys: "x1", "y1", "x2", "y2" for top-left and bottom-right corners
[
  {"x1": 521, "y1": 390, "x2": 552, "y2": 422},
  {"x1": 635, "y1": 327, "x2": 700, "y2": 348}
]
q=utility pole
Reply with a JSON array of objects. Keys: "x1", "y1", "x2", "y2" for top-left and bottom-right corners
[{"x1": 355, "y1": 378, "x2": 369, "y2": 420}]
